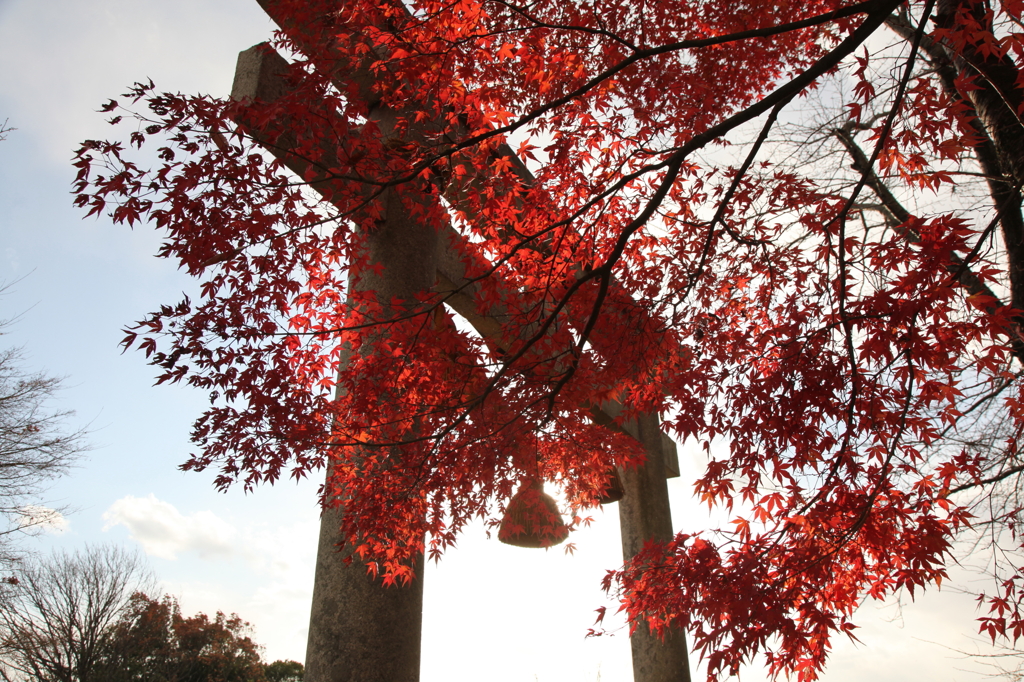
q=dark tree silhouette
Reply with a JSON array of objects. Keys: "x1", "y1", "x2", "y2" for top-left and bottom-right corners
[
  {"x1": 99, "y1": 593, "x2": 270, "y2": 682},
  {"x1": 0, "y1": 545, "x2": 153, "y2": 682}
]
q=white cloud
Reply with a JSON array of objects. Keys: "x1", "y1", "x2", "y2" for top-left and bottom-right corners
[
  {"x1": 17, "y1": 505, "x2": 68, "y2": 534},
  {"x1": 103, "y1": 494, "x2": 236, "y2": 560},
  {"x1": 99, "y1": 493, "x2": 319, "y2": 662}
]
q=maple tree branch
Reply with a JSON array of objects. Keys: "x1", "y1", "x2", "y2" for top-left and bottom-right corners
[
  {"x1": 259, "y1": 0, "x2": 900, "y2": 188},
  {"x1": 789, "y1": 2, "x2": 932, "y2": 523},
  {"x1": 838, "y1": 0, "x2": 931, "y2": 485},
  {"x1": 780, "y1": 353, "x2": 920, "y2": 591},
  {"x1": 541, "y1": 0, "x2": 899, "y2": 406},
  {"x1": 473, "y1": 0, "x2": 907, "y2": 422},
  {"x1": 828, "y1": 3, "x2": 928, "y2": 236},
  {"x1": 478, "y1": 0, "x2": 641, "y2": 52},
  {"x1": 833, "y1": 127, "x2": 1023, "y2": 365},
  {"x1": 517, "y1": 0, "x2": 907, "y2": 276},
  {"x1": 892, "y1": 3, "x2": 1024, "y2": 321},
  {"x1": 886, "y1": 12, "x2": 1023, "y2": 195},
  {"x1": 850, "y1": 349, "x2": 917, "y2": 534},
  {"x1": 950, "y1": 463, "x2": 1024, "y2": 495},
  {"x1": 444, "y1": 0, "x2": 898, "y2": 155},
  {"x1": 540, "y1": 41, "x2": 850, "y2": 399},
  {"x1": 701, "y1": 101, "x2": 785, "y2": 249}
]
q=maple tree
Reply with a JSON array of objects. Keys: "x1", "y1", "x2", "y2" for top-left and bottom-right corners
[{"x1": 70, "y1": 0, "x2": 1024, "y2": 678}]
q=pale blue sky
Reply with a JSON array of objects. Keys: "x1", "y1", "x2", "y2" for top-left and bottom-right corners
[{"x1": 0, "y1": 0, "x2": 1010, "y2": 679}]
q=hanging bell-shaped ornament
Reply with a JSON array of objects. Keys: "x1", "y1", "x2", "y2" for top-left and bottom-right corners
[
  {"x1": 598, "y1": 466, "x2": 625, "y2": 504},
  {"x1": 498, "y1": 478, "x2": 569, "y2": 548}
]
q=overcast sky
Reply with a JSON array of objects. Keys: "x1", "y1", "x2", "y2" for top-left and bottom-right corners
[{"x1": 0, "y1": 0, "x2": 1016, "y2": 680}]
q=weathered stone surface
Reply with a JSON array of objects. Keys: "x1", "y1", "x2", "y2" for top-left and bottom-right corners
[
  {"x1": 232, "y1": 42, "x2": 435, "y2": 682},
  {"x1": 618, "y1": 413, "x2": 691, "y2": 682}
]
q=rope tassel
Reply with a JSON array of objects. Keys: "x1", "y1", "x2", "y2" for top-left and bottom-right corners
[{"x1": 498, "y1": 478, "x2": 569, "y2": 548}]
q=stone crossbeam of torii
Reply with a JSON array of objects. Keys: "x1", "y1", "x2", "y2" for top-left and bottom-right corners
[{"x1": 230, "y1": 2, "x2": 692, "y2": 681}]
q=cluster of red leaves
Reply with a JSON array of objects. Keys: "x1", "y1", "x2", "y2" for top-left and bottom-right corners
[
  {"x1": 106, "y1": 593, "x2": 269, "y2": 681},
  {"x1": 71, "y1": 0, "x2": 1024, "y2": 678}
]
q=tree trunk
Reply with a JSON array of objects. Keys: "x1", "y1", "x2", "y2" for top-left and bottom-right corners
[{"x1": 933, "y1": 0, "x2": 1024, "y2": 313}]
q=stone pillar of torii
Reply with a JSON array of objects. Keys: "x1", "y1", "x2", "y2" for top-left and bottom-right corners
[{"x1": 231, "y1": 3, "x2": 692, "y2": 681}]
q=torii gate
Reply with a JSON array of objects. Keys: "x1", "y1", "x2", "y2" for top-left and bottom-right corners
[{"x1": 232, "y1": 2, "x2": 692, "y2": 681}]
